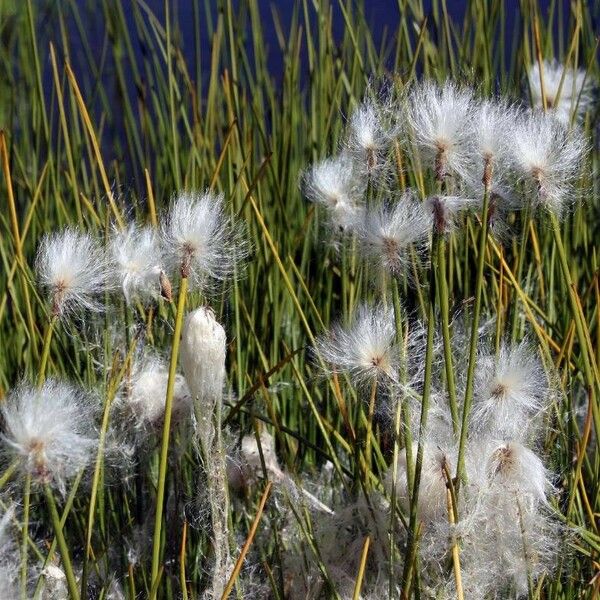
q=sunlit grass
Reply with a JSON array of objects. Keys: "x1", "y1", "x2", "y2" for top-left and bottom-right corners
[{"x1": 0, "y1": 0, "x2": 598, "y2": 598}]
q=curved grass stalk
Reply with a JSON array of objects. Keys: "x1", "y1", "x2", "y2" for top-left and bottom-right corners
[
  {"x1": 150, "y1": 275, "x2": 188, "y2": 595},
  {"x1": 37, "y1": 315, "x2": 57, "y2": 387},
  {"x1": 401, "y1": 232, "x2": 439, "y2": 594},
  {"x1": 456, "y1": 188, "x2": 491, "y2": 483},
  {"x1": 437, "y1": 237, "x2": 459, "y2": 434},
  {"x1": 33, "y1": 471, "x2": 83, "y2": 599},
  {"x1": 20, "y1": 473, "x2": 31, "y2": 599},
  {"x1": 44, "y1": 484, "x2": 80, "y2": 600}
]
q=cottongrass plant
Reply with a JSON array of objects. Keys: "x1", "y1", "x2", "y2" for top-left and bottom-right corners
[
  {"x1": 345, "y1": 97, "x2": 392, "y2": 176},
  {"x1": 528, "y1": 59, "x2": 594, "y2": 125},
  {"x1": 117, "y1": 354, "x2": 192, "y2": 441},
  {"x1": 298, "y1": 70, "x2": 591, "y2": 598},
  {"x1": 314, "y1": 304, "x2": 400, "y2": 389},
  {"x1": 161, "y1": 190, "x2": 246, "y2": 289},
  {"x1": 1, "y1": 380, "x2": 97, "y2": 493},
  {"x1": 0, "y1": 18, "x2": 595, "y2": 596},
  {"x1": 357, "y1": 191, "x2": 431, "y2": 277},
  {"x1": 149, "y1": 190, "x2": 247, "y2": 594},
  {"x1": 36, "y1": 228, "x2": 111, "y2": 319},
  {"x1": 109, "y1": 224, "x2": 164, "y2": 305},
  {"x1": 405, "y1": 79, "x2": 475, "y2": 183},
  {"x1": 511, "y1": 109, "x2": 587, "y2": 215},
  {"x1": 1, "y1": 379, "x2": 98, "y2": 599},
  {"x1": 302, "y1": 153, "x2": 366, "y2": 232},
  {"x1": 180, "y1": 306, "x2": 231, "y2": 599}
]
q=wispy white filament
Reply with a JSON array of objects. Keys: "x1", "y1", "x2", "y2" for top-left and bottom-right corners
[
  {"x1": 1, "y1": 380, "x2": 97, "y2": 493},
  {"x1": 346, "y1": 99, "x2": 389, "y2": 174},
  {"x1": 528, "y1": 59, "x2": 594, "y2": 125},
  {"x1": 162, "y1": 191, "x2": 246, "y2": 290},
  {"x1": 472, "y1": 340, "x2": 550, "y2": 439},
  {"x1": 407, "y1": 79, "x2": 475, "y2": 181},
  {"x1": 109, "y1": 224, "x2": 163, "y2": 304},
  {"x1": 315, "y1": 304, "x2": 399, "y2": 386},
  {"x1": 511, "y1": 110, "x2": 587, "y2": 214},
  {"x1": 121, "y1": 355, "x2": 191, "y2": 432},
  {"x1": 358, "y1": 191, "x2": 431, "y2": 274},
  {"x1": 36, "y1": 228, "x2": 110, "y2": 317},
  {"x1": 302, "y1": 153, "x2": 366, "y2": 231}
]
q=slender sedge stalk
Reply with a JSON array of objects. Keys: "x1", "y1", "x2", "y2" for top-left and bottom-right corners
[
  {"x1": 0, "y1": 460, "x2": 18, "y2": 491},
  {"x1": 401, "y1": 232, "x2": 439, "y2": 592},
  {"x1": 437, "y1": 237, "x2": 459, "y2": 434},
  {"x1": 388, "y1": 394, "x2": 403, "y2": 599},
  {"x1": 456, "y1": 188, "x2": 490, "y2": 483},
  {"x1": 81, "y1": 383, "x2": 120, "y2": 596},
  {"x1": 33, "y1": 471, "x2": 83, "y2": 599},
  {"x1": 352, "y1": 536, "x2": 371, "y2": 600},
  {"x1": 510, "y1": 201, "x2": 531, "y2": 342},
  {"x1": 37, "y1": 315, "x2": 57, "y2": 387},
  {"x1": 150, "y1": 275, "x2": 189, "y2": 595},
  {"x1": 446, "y1": 485, "x2": 464, "y2": 600},
  {"x1": 20, "y1": 473, "x2": 31, "y2": 599},
  {"x1": 442, "y1": 461, "x2": 463, "y2": 600},
  {"x1": 43, "y1": 484, "x2": 80, "y2": 600},
  {"x1": 25, "y1": 314, "x2": 56, "y2": 597},
  {"x1": 391, "y1": 280, "x2": 414, "y2": 497},
  {"x1": 364, "y1": 377, "x2": 378, "y2": 485},
  {"x1": 549, "y1": 213, "x2": 600, "y2": 433},
  {"x1": 389, "y1": 279, "x2": 407, "y2": 599},
  {"x1": 220, "y1": 481, "x2": 272, "y2": 600}
]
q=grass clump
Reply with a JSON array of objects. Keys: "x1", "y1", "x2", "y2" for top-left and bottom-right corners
[{"x1": 0, "y1": 1, "x2": 598, "y2": 598}]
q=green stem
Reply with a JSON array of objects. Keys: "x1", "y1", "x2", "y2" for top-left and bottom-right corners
[
  {"x1": 509, "y1": 201, "x2": 531, "y2": 342},
  {"x1": 33, "y1": 472, "x2": 83, "y2": 599},
  {"x1": 37, "y1": 315, "x2": 57, "y2": 387},
  {"x1": 456, "y1": 187, "x2": 491, "y2": 483},
  {"x1": 549, "y1": 213, "x2": 600, "y2": 437},
  {"x1": 389, "y1": 281, "x2": 406, "y2": 600},
  {"x1": 0, "y1": 460, "x2": 18, "y2": 491},
  {"x1": 20, "y1": 473, "x2": 31, "y2": 599},
  {"x1": 150, "y1": 275, "x2": 188, "y2": 595},
  {"x1": 437, "y1": 236, "x2": 459, "y2": 434},
  {"x1": 43, "y1": 484, "x2": 80, "y2": 600},
  {"x1": 364, "y1": 378, "x2": 378, "y2": 488},
  {"x1": 401, "y1": 232, "x2": 439, "y2": 592},
  {"x1": 392, "y1": 278, "x2": 414, "y2": 493},
  {"x1": 81, "y1": 382, "x2": 119, "y2": 596}
]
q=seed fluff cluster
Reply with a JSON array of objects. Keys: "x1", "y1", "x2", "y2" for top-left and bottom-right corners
[{"x1": 34, "y1": 189, "x2": 247, "y2": 319}]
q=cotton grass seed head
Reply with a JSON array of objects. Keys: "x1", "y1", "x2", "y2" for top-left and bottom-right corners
[
  {"x1": 407, "y1": 79, "x2": 475, "y2": 182},
  {"x1": 120, "y1": 355, "x2": 191, "y2": 432},
  {"x1": 425, "y1": 194, "x2": 478, "y2": 235},
  {"x1": 109, "y1": 224, "x2": 163, "y2": 304},
  {"x1": 181, "y1": 306, "x2": 227, "y2": 405},
  {"x1": 511, "y1": 110, "x2": 587, "y2": 214},
  {"x1": 469, "y1": 98, "x2": 518, "y2": 191},
  {"x1": 36, "y1": 227, "x2": 110, "y2": 318},
  {"x1": 162, "y1": 190, "x2": 247, "y2": 290},
  {"x1": 357, "y1": 190, "x2": 431, "y2": 275},
  {"x1": 472, "y1": 340, "x2": 550, "y2": 439},
  {"x1": 528, "y1": 59, "x2": 594, "y2": 125},
  {"x1": 302, "y1": 153, "x2": 366, "y2": 231},
  {"x1": 314, "y1": 304, "x2": 399, "y2": 386},
  {"x1": 486, "y1": 440, "x2": 549, "y2": 504},
  {"x1": 1, "y1": 379, "x2": 97, "y2": 493},
  {"x1": 386, "y1": 441, "x2": 453, "y2": 522},
  {"x1": 346, "y1": 98, "x2": 389, "y2": 175}
]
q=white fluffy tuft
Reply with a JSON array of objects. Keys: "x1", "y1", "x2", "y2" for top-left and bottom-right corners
[{"x1": 36, "y1": 228, "x2": 110, "y2": 318}]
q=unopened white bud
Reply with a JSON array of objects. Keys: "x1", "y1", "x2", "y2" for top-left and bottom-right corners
[{"x1": 180, "y1": 307, "x2": 226, "y2": 447}]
